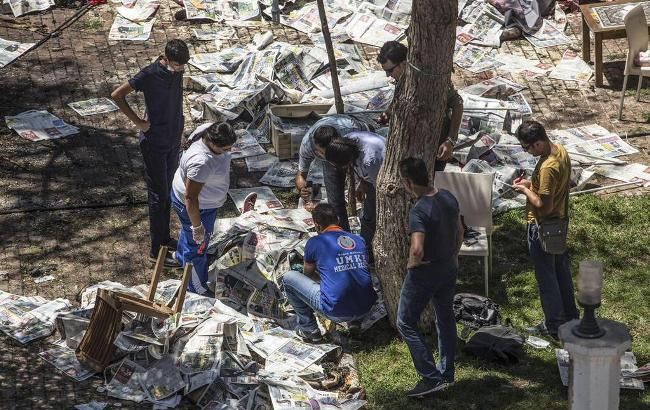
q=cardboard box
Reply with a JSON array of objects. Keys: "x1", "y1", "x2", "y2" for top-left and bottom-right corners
[{"x1": 269, "y1": 104, "x2": 332, "y2": 160}]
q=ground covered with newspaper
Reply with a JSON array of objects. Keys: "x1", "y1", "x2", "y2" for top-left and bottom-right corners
[{"x1": 1, "y1": 0, "x2": 650, "y2": 409}]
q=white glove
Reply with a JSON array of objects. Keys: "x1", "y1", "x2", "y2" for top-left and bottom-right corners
[{"x1": 191, "y1": 224, "x2": 205, "y2": 244}]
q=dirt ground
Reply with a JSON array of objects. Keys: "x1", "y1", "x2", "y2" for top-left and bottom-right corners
[{"x1": 0, "y1": 3, "x2": 649, "y2": 408}]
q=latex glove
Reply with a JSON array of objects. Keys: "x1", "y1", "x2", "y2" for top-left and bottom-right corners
[{"x1": 191, "y1": 224, "x2": 205, "y2": 244}]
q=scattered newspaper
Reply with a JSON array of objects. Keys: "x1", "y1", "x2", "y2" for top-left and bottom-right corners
[
  {"x1": 231, "y1": 131, "x2": 267, "y2": 159},
  {"x1": 587, "y1": 163, "x2": 650, "y2": 183},
  {"x1": 68, "y1": 98, "x2": 119, "y2": 116},
  {"x1": 0, "y1": 37, "x2": 35, "y2": 69},
  {"x1": 105, "y1": 359, "x2": 149, "y2": 403},
  {"x1": 463, "y1": 8, "x2": 503, "y2": 48},
  {"x1": 116, "y1": 0, "x2": 159, "y2": 22},
  {"x1": 228, "y1": 186, "x2": 283, "y2": 214},
  {"x1": 188, "y1": 48, "x2": 247, "y2": 73},
  {"x1": 282, "y1": 2, "x2": 350, "y2": 34},
  {"x1": 229, "y1": 49, "x2": 278, "y2": 88},
  {"x1": 108, "y1": 16, "x2": 155, "y2": 41},
  {"x1": 38, "y1": 343, "x2": 95, "y2": 381},
  {"x1": 191, "y1": 26, "x2": 237, "y2": 41},
  {"x1": 462, "y1": 76, "x2": 525, "y2": 98},
  {"x1": 524, "y1": 20, "x2": 572, "y2": 48},
  {"x1": 556, "y1": 349, "x2": 645, "y2": 390},
  {"x1": 274, "y1": 50, "x2": 313, "y2": 92},
  {"x1": 184, "y1": 0, "x2": 260, "y2": 21},
  {"x1": 5, "y1": 110, "x2": 79, "y2": 142},
  {"x1": 245, "y1": 153, "x2": 278, "y2": 172},
  {"x1": 344, "y1": 12, "x2": 404, "y2": 47},
  {"x1": 494, "y1": 52, "x2": 554, "y2": 78},
  {"x1": 6, "y1": 0, "x2": 53, "y2": 17},
  {"x1": 549, "y1": 50, "x2": 593, "y2": 83},
  {"x1": 139, "y1": 357, "x2": 187, "y2": 401},
  {"x1": 259, "y1": 160, "x2": 299, "y2": 188},
  {"x1": 178, "y1": 334, "x2": 223, "y2": 374}
]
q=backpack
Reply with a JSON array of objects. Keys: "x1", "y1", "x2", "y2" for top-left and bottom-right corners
[
  {"x1": 453, "y1": 293, "x2": 500, "y2": 329},
  {"x1": 463, "y1": 325, "x2": 525, "y2": 365}
]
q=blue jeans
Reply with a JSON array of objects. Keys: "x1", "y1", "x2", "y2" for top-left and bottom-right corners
[
  {"x1": 396, "y1": 263, "x2": 457, "y2": 382},
  {"x1": 527, "y1": 224, "x2": 579, "y2": 334},
  {"x1": 171, "y1": 192, "x2": 217, "y2": 294},
  {"x1": 282, "y1": 270, "x2": 363, "y2": 332},
  {"x1": 140, "y1": 140, "x2": 180, "y2": 257}
]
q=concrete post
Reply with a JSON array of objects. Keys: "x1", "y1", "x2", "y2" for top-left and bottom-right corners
[{"x1": 559, "y1": 319, "x2": 631, "y2": 410}]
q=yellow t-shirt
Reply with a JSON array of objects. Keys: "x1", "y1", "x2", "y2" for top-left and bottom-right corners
[{"x1": 527, "y1": 143, "x2": 571, "y2": 224}]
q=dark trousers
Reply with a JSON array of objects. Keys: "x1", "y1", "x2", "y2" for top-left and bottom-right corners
[
  {"x1": 434, "y1": 159, "x2": 447, "y2": 172},
  {"x1": 527, "y1": 223, "x2": 579, "y2": 334},
  {"x1": 396, "y1": 263, "x2": 457, "y2": 382},
  {"x1": 323, "y1": 161, "x2": 350, "y2": 231},
  {"x1": 360, "y1": 183, "x2": 376, "y2": 250},
  {"x1": 140, "y1": 139, "x2": 180, "y2": 257}
]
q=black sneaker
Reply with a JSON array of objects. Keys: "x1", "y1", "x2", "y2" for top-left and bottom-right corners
[
  {"x1": 406, "y1": 378, "x2": 451, "y2": 398},
  {"x1": 296, "y1": 328, "x2": 323, "y2": 343},
  {"x1": 149, "y1": 251, "x2": 182, "y2": 269},
  {"x1": 526, "y1": 322, "x2": 549, "y2": 336}
]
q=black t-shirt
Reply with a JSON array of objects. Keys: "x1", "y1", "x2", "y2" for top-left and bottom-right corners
[
  {"x1": 128, "y1": 58, "x2": 184, "y2": 148},
  {"x1": 408, "y1": 189, "x2": 460, "y2": 265}
]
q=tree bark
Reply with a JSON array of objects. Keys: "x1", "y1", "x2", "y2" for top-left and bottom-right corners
[{"x1": 374, "y1": 0, "x2": 457, "y2": 327}]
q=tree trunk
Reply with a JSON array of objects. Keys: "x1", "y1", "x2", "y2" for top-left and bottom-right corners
[{"x1": 374, "y1": 0, "x2": 457, "y2": 327}]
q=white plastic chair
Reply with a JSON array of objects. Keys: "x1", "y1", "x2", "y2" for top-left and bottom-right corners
[
  {"x1": 618, "y1": 5, "x2": 650, "y2": 120},
  {"x1": 434, "y1": 171, "x2": 495, "y2": 296}
]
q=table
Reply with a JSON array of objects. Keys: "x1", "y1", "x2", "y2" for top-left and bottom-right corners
[{"x1": 580, "y1": 0, "x2": 650, "y2": 87}]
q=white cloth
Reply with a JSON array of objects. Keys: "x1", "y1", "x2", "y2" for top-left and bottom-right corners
[{"x1": 172, "y1": 125, "x2": 231, "y2": 209}]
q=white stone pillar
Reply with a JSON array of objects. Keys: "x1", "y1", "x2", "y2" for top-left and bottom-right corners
[{"x1": 559, "y1": 319, "x2": 631, "y2": 410}]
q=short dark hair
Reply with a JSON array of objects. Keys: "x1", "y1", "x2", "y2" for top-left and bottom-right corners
[
  {"x1": 377, "y1": 41, "x2": 407, "y2": 65},
  {"x1": 399, "y1": 157, "x2": 429, "y2": 186},
  {"x1": 515, "y1": 120, "x2": 548, "y2": 145},
  {"x1": 313, "y1": 125, "x2": 340, "y2": 148},
  {"x1": 204, "y1": 122, "x2": 237, "y2": 147},
  {"x1": 165, "y1": 39, "x2": 190, "y2": 65},
  {"x1": 325, "y1": 138, "x2": 359, "y2": 167},
  {"x1": 312, "y1": 203, "x2": 338, "y2": 227}
]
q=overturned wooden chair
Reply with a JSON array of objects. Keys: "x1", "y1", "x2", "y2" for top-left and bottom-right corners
[{"x1": 76, "y1": 246, "x2": 192, "y2": 371}]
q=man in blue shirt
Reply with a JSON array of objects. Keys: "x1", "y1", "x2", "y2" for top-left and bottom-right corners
[
  {"x1": 397, "y1": 157, "x2": 464, "y2": 398},
  {"x1": 111, "y1": 39, "x2": 190, "y2": 268},
  {"x1": 282, "y1": 203, "x2": 377, "y2": 342}
]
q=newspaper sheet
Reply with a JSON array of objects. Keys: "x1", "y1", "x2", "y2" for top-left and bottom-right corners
[
  {"x1": 314, "y1": 71, "x2": 389, "y2": 99},
  {"x1": 0, "y1": 37, "x2": 35, "y2": 69},
  {"x1": 462, "y1": 76, "x2": 525, "y2": 98},
  {"x1": 259, "y1": 160, "x2": 299, "y2": 188},
  {"x1": 7, "y1": 0, "x2": 53, "y2": 17},
  {"x1": 116, "y1": 0, "x2": 159, "y2": 22},
  {"x1": 524, "y1": 20, "x2": 572, "y2": 48},
  {"x1": 587, "y1": 163, "x2": 650, "y2": 183},
  {"x1": 454, "y1": 44, "x2": 500, "y2": 73},
  {"x1": 105, "y1": 359, "x2": 148, "y2": 402},
  {"x1": 593, "y1": 2, "x2": 650, "y2": 28},
  {"x1": 38, "y1": 343, "x2": 95, "y2": 381},
  {"x1": 184, "y1": 0, "x2": 260, "y2": 21},
  {"x1": 68, "y1": 98, "x2": 119, "y2": 116},
  {"x1": 231, "y1": 131, "x2": 266, "y2": 159},
  {"x1": 139, "y1": 357, "x2": 187, "y2": 401},
  {"x1": 108, "y1": 16, "x2": 155, "y2": 41},
  {"x1": 508, "y1": 92, "x2": 533, "y2": 116},
  {"x1": 229, "y1": 49, "x2": 278, "y2": 88},
  {"x1": 282, "y1": 2, "x2": 350, "y2": 34},
  {"x1": 245, "y1": 153, "x2": 278, "y2": 172},
  {"x1": 266, "y1": 376, "x2": 365, "y2": 410},
  {"x1": 228, "y1": 187, "x2": 283, "y2": 214},
  {"x1": 274, "y1": 50, "x2": 313, "y2": 92},
  {"x1": 5, "y1": 110, "x2": 79, "y2": 142},
  {"x1": 188, "y1": 48, "x2": 247, "y2": 73},
  {"x1": 463, "y1": 9, "x2": 503, "y2": 48},
  {"x1": 344, "y1": 13, "x2": 404, "y2": 47},
  {"x1": 565, "y1": 134, "x2": 638, "y2": 159},
  {"x1": 178, "y1": 334, "x2": 223, "y2": 374},
  {"x1": 494, "y1": 53, "x2": 554, "y2": 78},
  {"x1": 192, "y1": 26, "x2": 237, "y2": 41},
  {"x1": 549, "y1": 49, "x2": 593, "y2": 82},
  {"x1": 265, "y1": 338, "x2": 330, "y2": 372}
]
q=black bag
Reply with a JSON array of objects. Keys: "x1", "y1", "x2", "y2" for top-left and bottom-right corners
[
  {"x1": 453, "y1": 293, "x2": 500, "y2": 329},
  {"x1": 463, "y1": 325, "x2": 525, "y2": 365}
]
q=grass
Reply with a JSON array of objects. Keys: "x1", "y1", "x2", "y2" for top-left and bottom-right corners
[{"x1": 353, "y1": 194, "x2": 650, "y2": 409}]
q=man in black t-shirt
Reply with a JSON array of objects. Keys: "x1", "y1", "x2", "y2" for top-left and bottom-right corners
[
  {"x1": 111, "y1": 39, "x2": 190, "y2": 267},
  {"x1": 396, "y1": 157, "x2": 464, "y2": 399}
]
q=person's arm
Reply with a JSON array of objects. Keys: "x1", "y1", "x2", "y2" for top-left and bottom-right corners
[
  {"x1": 302, "y1": 238, "x2": 320, "y2": 280},
  {"x1": 437, "y1": 90, "x2": 464, "y2": 161},
  {"x1": 111, "y1": 82, "x2": 150, "y2": 132},
  {"x1": 296, "y1": 133, "x2": 315, "y2": 198},
  {"x1": 295, "y1": 171, "x2": 310, "y2": 199},
  {"x1": 377, "y1": 103, "x2": 392, "y2": 125},
  {"x1": 407, "y1": 232, "x2": 428, "y2": 269},
  {"x1": 184, "y1": 179, "x2": 206, "y2": 242},
  {"x1": 513, "y1": 167, "x2": 556, "y2": 217}
]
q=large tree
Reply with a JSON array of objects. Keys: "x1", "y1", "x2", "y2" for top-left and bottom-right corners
[{"x1": 374, "y1": 0, "x2": 458, "y2": 325}]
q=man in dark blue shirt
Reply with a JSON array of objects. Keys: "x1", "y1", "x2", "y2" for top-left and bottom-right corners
[
  {"x1": 111, "y1": 39, "x2": 189, "y2": 267},
  {"x1": 397, "y1": 157, "x2": 464, "y2": 398},
  {"x1": 282, "y1": 203, "x2": 377, "y2": 343}
]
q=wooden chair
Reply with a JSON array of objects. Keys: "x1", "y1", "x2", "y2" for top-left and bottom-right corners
[
  {"x1": 618, "y1": 5, "x2": 650, "y2": 119},
  {"x1": 76, "y1": 247, "x2": 192, "y2": 371}
]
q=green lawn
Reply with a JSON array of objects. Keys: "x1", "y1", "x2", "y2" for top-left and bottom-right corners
[{"x1": 354, "y1": 194, "x2": 650, "y2": 409}]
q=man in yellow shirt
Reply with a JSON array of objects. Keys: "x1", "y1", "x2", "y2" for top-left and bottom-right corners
[{"x1": 513, "y1": 120, "x2": 578, "y2": 339}]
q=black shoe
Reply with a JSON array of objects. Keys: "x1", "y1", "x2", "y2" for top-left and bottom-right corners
[
  {"x1": 526, "y1": 322, "x2": 549, "y2": 336},
  {"x1": 149, "y1": 251, "x2": 182, "y2": 269},
  {"x1": 165, "y1": 238, "x2": 178, "y2": 250},
  {"x1": 347, "y1": 320, "x2": 362, "y2": 338},
  {"x1": 296, "y1": 328, "x2": 323, "y2": 343},
  {"x1": 406, "y1": 378, "x2": 451, "y2": 398}
]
